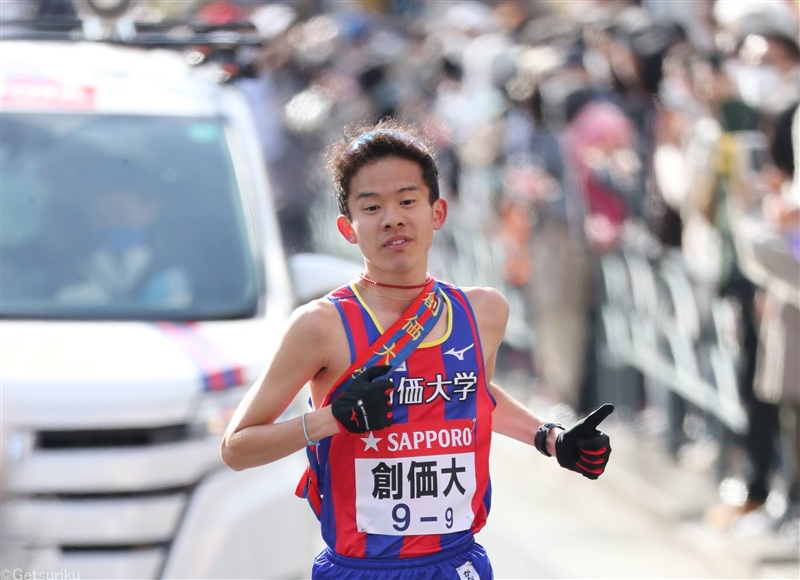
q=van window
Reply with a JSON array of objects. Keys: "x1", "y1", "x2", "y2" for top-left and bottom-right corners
[{"x1": 0, "y1": 113, "x2": 259, "y2": 320}]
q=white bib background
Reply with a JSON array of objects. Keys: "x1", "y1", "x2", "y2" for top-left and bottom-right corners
[{"x1": 355, "y1": 451, "x2": 477, "y2": 535}]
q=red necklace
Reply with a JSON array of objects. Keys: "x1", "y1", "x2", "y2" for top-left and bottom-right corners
[{"x1": 358, "y1": 272, "x2": 432, "y2": 290}]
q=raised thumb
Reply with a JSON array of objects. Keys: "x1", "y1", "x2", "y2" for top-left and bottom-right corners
[{"x1": 581, "y1": 404, "x2": 614, "y2": 431}]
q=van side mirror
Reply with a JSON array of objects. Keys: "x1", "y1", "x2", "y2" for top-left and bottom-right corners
[{"x1": 288, "y1": 253, "x2": 362, "y2": 305}]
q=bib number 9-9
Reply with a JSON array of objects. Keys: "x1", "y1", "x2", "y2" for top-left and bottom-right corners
[{"x1": 391, "y1": 504, "x2": 456, "y2": 532}]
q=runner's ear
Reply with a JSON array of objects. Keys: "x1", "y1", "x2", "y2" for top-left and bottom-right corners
[
  {"x1": 337, "y1": 215, "x2": 358, "y2": 244},
  {"x1": 432, "y1": 198, "x2": 448, "y2": 231}
]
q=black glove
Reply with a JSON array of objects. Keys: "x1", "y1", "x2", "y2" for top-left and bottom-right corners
[
  {"x1": 331, "y1": 365, "x2": 393, "y2": 434},
  {"x1": 555, "y1": 404, "x2": 613, "y2": 480}
]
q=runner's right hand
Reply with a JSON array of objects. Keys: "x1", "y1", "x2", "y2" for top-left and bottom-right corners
[{"x1": 331, "y1": 365, "x2": 393, "y2": 433}]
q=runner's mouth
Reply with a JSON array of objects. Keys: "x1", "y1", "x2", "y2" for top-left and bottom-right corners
[{"x1": 384, "y1": 236, "x2": 411, "y2": 248}]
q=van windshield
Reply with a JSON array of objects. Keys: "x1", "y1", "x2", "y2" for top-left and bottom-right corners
[{"x1": 0, "y1": 113, "x2": 259, "y2": 320}]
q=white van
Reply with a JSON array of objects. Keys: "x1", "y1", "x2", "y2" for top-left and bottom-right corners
[{"x1": 0, "y1": 8, "x2": 357, "y2": 579}]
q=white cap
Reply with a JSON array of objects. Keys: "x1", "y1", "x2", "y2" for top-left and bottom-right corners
[
  {"x1": 444, "y1": 1, "x2": 496, "y2": 34},
  {"x1": 249, "y1": 3, "x2": 296, "y2": 40},
  {"x1": 714, "y1": 0, "x2": 799, "y2": 43}
]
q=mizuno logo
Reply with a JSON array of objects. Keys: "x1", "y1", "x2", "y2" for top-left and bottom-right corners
[{"x1": 444, "y1": 343, "x2": 474, "y2": 361}]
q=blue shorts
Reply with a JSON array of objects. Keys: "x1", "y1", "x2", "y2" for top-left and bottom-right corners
[{"x1": 311, "y1": 537, "x2": 493, "y2": 580}]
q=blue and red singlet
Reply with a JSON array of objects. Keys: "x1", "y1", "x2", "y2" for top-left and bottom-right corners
[{"x1": 298, "y1": 281, "x2": 497, "y2": 576}]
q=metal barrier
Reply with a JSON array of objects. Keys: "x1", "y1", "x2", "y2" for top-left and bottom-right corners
[{"x1": 596, "y1": 247, "x2": 748, "y2": 448}]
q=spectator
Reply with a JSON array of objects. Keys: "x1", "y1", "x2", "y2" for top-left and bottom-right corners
[
  {"x1": 207, "y1": 1, "x2": 322, "y2": 255},
  {"x1": 606, "y1": 7, "x2": 681, "y2": 247},
  {"x1": 729, "y1": 102, "x2": 800, "y2": 533},
  {"x1": 672, "y1": 50, "x2": 783, "y2": 530},
  {"x1": 689, "y1": 3, "x2": 799, "y2": 531},
  {"x1": 563, "y1": 98, "x2": 644, "y2": 414},
  {"x1": 715, "y1": 0, "x2": 800, "y2": 116}
]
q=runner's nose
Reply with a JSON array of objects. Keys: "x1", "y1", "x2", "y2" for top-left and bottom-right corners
[{"x1": 382, "y1": 204, "x2": 404, "y2": 229}]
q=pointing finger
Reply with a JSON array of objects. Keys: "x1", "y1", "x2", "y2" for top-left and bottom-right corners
[{"x1": 582, "y1": 403, "x2": 614, "y2": 431}]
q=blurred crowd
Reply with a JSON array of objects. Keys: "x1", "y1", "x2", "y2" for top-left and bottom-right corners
[
  {"x1": 13, "y1": 0, "x2": 800, "y2": 549},
  {"x1": 184, "y1": 0, "x2": 800, "y2": 542}
]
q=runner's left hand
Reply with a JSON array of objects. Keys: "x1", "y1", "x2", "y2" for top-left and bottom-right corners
[
  {"x1": 555, "y1": 404, "x2": 613, "y2": 480},
  {"x1": 331, "y1": 365, "x2": 393, "y2": 434}
]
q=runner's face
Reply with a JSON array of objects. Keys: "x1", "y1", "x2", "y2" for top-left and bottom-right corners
[{"x1": 338, "y1": 156, "x2": 446, "y2": 277}]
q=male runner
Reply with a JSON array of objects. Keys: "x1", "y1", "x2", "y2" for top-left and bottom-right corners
[{"x1": 221, "y1": 119, "x2": 613, "y2": 579}]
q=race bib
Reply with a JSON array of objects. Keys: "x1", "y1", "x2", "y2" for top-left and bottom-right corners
[{"x1": 354, "y1": 419, "x2": 476, "y2": 536}]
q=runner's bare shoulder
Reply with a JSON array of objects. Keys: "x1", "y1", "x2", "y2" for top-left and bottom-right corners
[
  {"x1": 287, "y1": 296, "x2": 342, "y2": 343},
  {"x1": 280, "y1": 296, "x2": 349, "y2": 371},
  {"x1": 460, "y1": 286, "x2": 510, "y2": 334}
]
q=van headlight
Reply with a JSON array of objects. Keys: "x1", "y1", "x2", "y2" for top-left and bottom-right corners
[{"x1": 190, "y1": 386, "x2": 249, "y2": 437}]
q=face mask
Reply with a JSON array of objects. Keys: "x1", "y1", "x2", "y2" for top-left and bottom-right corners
[
  {"x1": 590, "y1": 149, "x2": 640, "y2": 198},
  {"x1": 735, "y1": 65, "x2": 782, "y2": 110}
]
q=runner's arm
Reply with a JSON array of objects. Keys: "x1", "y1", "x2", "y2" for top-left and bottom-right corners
[
  {"x1": 465, "y1": 286, "x2": 561, "y2": 456},
  {"x1": 488, "y1": 383, "x2": 559, "y2": 456},
  {"x1": 220, "y1": 300, "x2": 341, "y2": 470}
]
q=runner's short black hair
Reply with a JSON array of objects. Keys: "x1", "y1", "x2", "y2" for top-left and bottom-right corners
[{"x1": 325, "y1": 118, "x2": 439, "y2": 220}]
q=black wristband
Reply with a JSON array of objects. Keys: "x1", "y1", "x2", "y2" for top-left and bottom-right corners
[{"x1": 534, "y1": 422, "x2": 563, "y2": 457}]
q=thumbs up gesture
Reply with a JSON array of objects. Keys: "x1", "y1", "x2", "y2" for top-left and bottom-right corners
[{"x1": 555, "y1": 404, "x2": 614, "y2": 480}]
